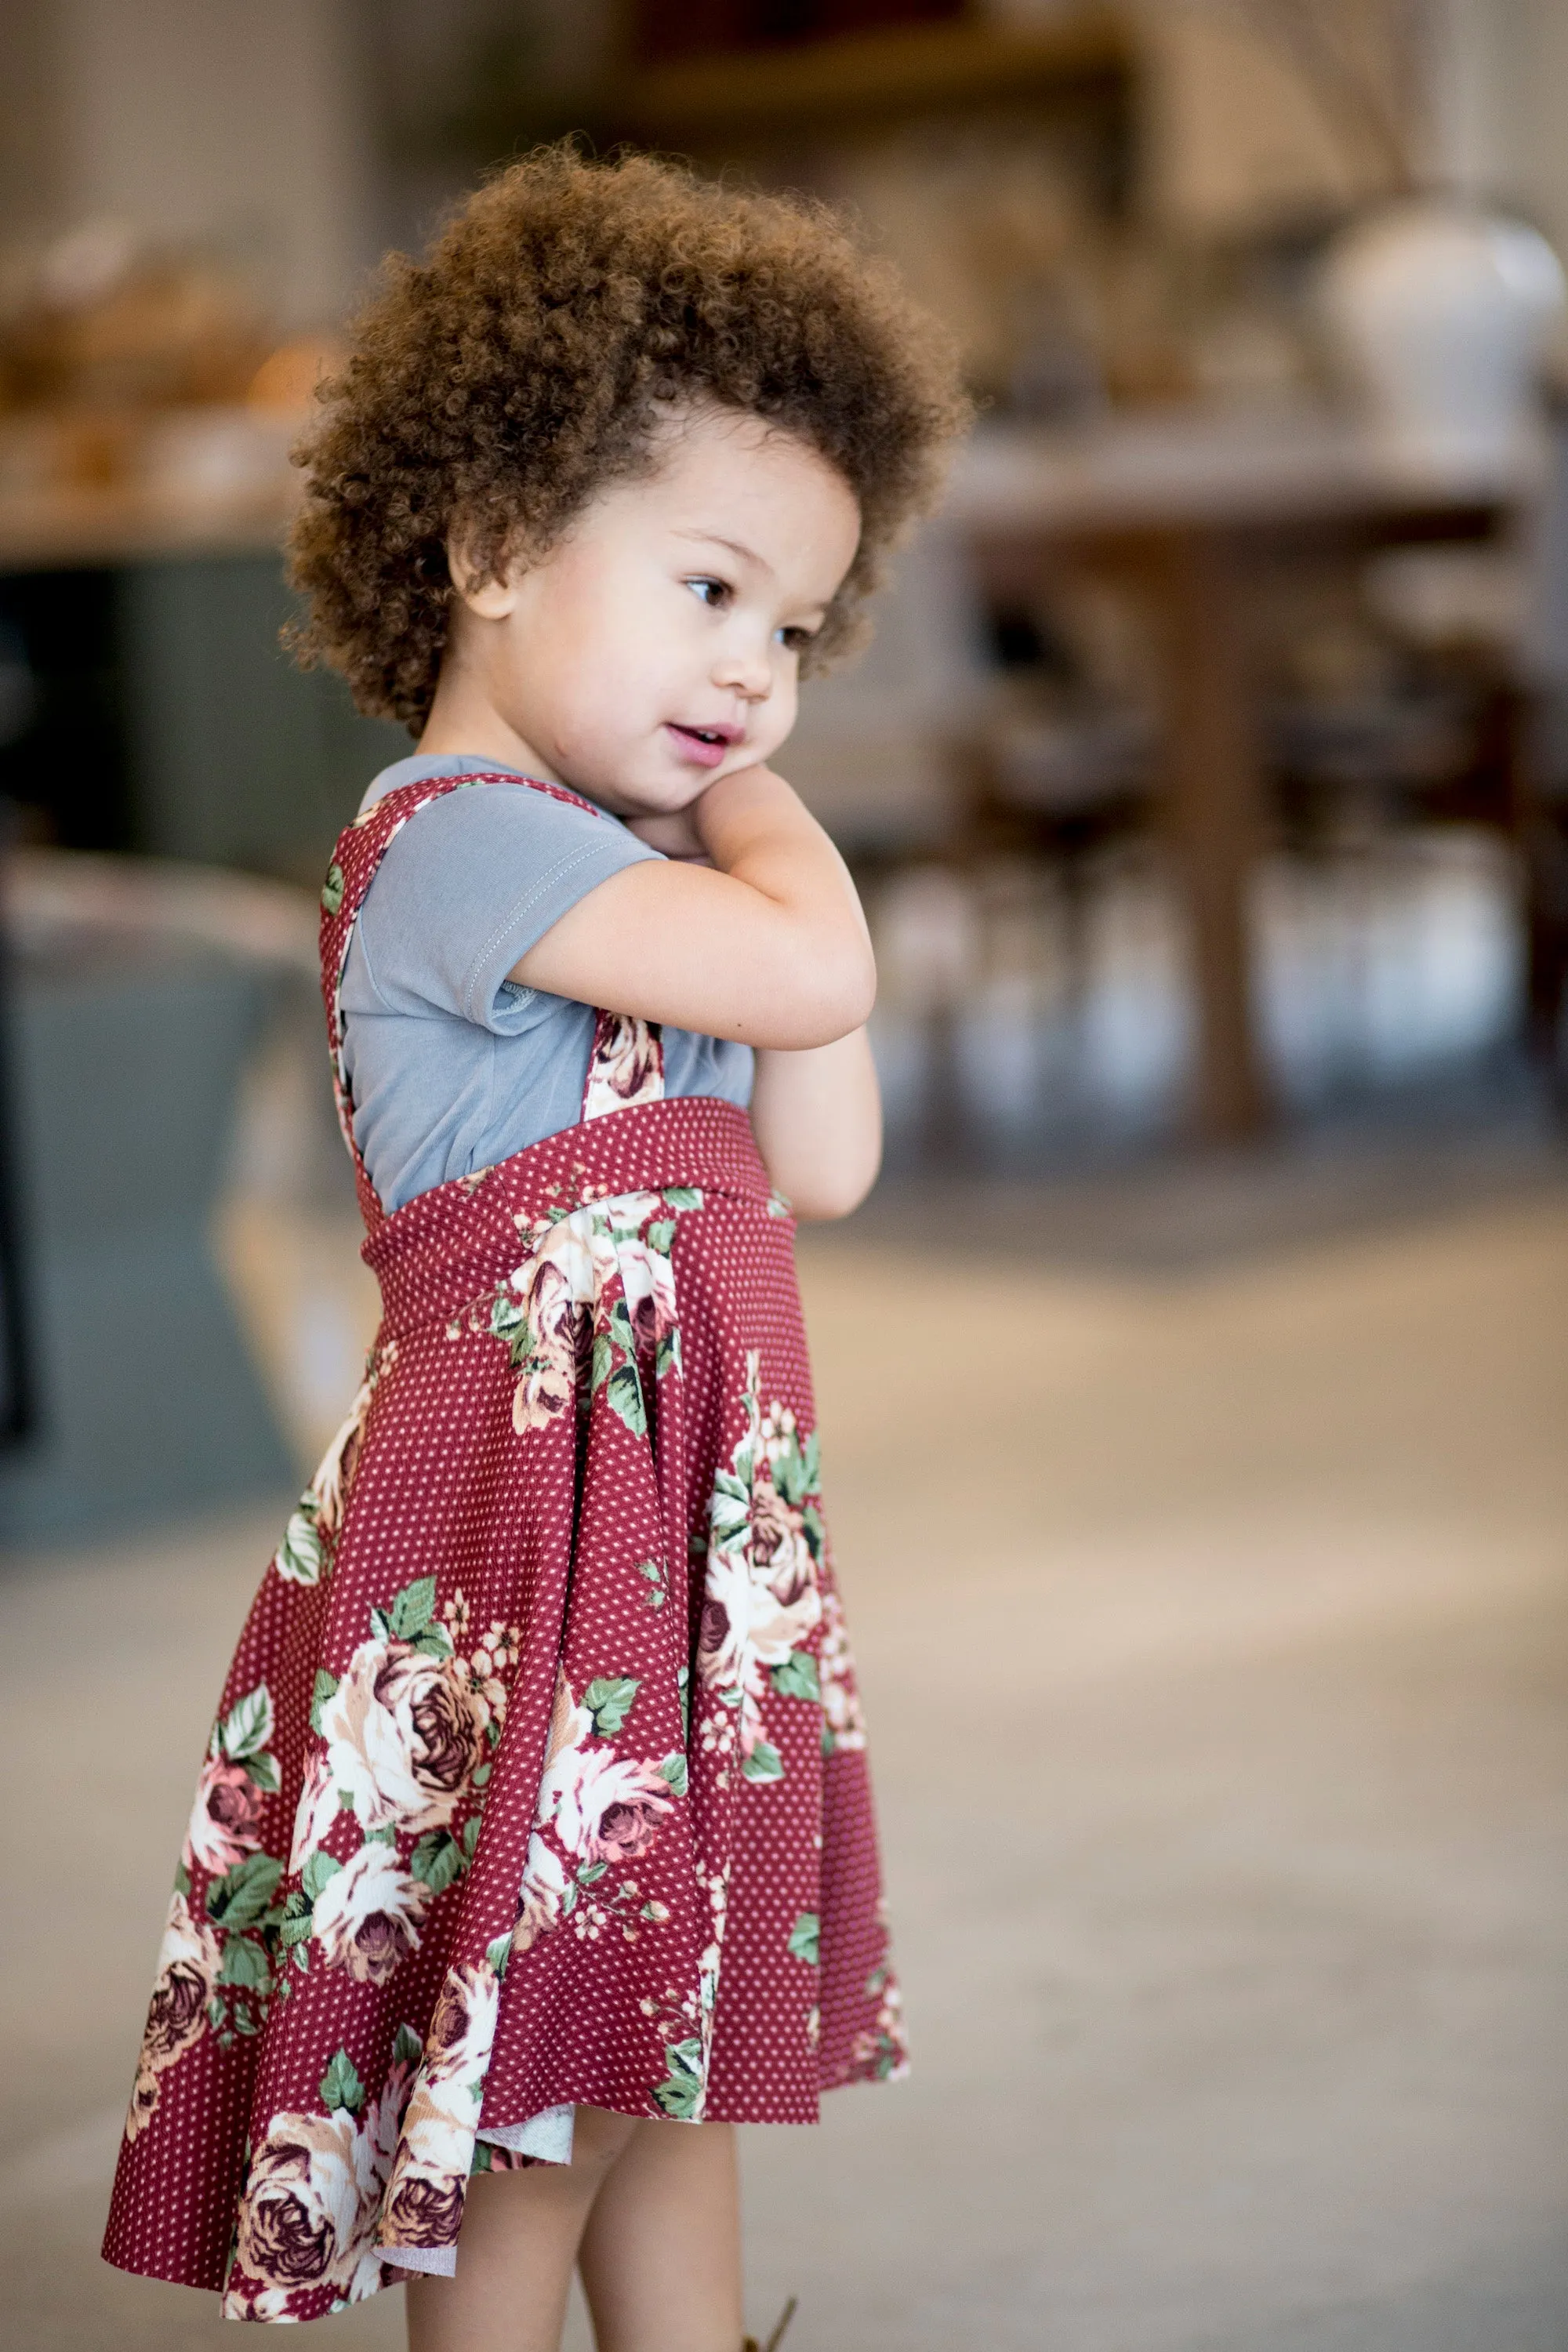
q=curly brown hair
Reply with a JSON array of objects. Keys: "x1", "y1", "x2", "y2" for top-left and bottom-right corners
[{"x1": 286, "y1": 145, "x2": 971, "y2": 732}]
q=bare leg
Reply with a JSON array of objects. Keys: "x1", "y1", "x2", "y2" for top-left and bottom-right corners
[
  {"x1": 577, "y1": 2118, "x2": 743, "y2": 2352},
  {"x1": 405, "y1": 2106, "x2": 638, "y2": 2352}
]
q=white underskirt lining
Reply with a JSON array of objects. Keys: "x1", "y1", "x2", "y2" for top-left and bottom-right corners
[{"x1": 380, "y1": 2104, "x2": 578, "y2": 2278}]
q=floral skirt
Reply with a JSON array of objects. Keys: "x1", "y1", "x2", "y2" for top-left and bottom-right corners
[{"x1": 101, "y1": 1097, "x2": 903, "y2": 2322}]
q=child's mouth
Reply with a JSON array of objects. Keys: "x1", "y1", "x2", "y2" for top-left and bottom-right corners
[{"x1": 666, "y1": 722, "x2": 736, "y2": 769}]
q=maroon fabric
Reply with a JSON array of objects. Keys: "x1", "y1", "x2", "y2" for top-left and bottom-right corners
[{"x1": 102, "y1": 774, "x2": 904, "y2": 2321}]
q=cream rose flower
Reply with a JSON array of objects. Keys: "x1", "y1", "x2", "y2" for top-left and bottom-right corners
[
  {"x1": 381, "y1": 1962, "x2": 499, "y2": 2245},
  {"x1": 312, "y1": 1845, "x2": 430, "y2": 1984},
  {"x1": 318, "y1": 1639, "x2": 483, "y2": 1837},
  {"x1": 583, "y1": 1014, "x2": 662, "y2": 1114},
  {"x1": 310, "y1": 1365, "x2": 376, "y2": 1544},
  {"x1": 125, "y1": 1893, "x2": 220, "y2": 2140},
  {"x1": 619, "y1": 1225, "x2": 678, "y2": 1352},
  {"x1": 514, "y1": 1831, "x2": 569, "y2": 1955},
  {"x1": 546, "y1": 1745, "x2": 673, "y2": 1864},
  {"x1": 290, "y1": 1751, "x2": 338, "y2": 1872},
  {"x1": 508, "y1": 1224, "x2": 596, "y2": 1436},
  {"x1": 229, "y1": 2108, "x2": 384, "y2": 2304}
]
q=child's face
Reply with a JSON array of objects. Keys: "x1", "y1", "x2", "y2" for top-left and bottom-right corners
[{"x1": 445, "y1": 405, "x2": 861, "y2": 815}]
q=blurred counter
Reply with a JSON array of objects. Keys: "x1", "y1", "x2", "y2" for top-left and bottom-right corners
[
  {"x1": 949, "y1": 401, "x2": 1546, "y2": 536},
  {"x1": 949, "y1": 401, "x2": 1544, "y2": 1139},
  {"x1": 0, "y1": 474, "x2": 296, "y2": 575}
]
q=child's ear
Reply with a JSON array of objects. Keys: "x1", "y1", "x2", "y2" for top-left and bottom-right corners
[{"x1": 445, "y1": 531, "x2": 519, "y2": 619}]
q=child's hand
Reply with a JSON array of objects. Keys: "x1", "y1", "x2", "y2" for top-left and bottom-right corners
[{"x1": 625, "y1": 805, "x2": 711, "y2": 863}]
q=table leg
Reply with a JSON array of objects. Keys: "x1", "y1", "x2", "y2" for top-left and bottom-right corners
[{"x1": 1142, "y1": 526, "x2": 1274, "y2": 1141}]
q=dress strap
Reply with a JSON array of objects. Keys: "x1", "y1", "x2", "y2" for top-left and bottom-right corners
[{"x1": 318, "y1": 769, "x2": 664, "y2": 1232}]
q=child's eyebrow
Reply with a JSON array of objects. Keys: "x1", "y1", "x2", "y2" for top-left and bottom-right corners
[{"x1": 672, "y1": 526, "x2": 772, "y2": 578}]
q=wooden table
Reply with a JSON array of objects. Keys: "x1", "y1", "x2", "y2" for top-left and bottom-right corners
[{"x1": 947, "y1": 406, "x2": 1544, "y2": 1140}]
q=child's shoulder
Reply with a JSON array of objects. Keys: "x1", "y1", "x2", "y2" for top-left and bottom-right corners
[{"x1": 348, "y1": 757, "x2": 659, "y2": 1024}]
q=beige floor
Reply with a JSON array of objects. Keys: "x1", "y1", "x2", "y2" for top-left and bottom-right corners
[{"x1": 4, "y1": 1192, "x2": 1568, "y2": 2350}]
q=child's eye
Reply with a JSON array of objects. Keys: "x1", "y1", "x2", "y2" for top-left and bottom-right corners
[
  {"x1": 686, "y1": 576, "x2": 730, "y2": 610},
  {"x1": 777, "y1": 625, "x2": 816, "y2": 654}
]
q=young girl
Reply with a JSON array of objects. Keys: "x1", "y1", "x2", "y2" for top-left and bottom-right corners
[{"x1": 102, "y1": 149, "x2": 968, "y2": 2350}]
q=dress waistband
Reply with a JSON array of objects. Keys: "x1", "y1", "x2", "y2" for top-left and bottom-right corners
[{"x1": 362, "y1": 1096, "x2": 776, "y2": 1341}]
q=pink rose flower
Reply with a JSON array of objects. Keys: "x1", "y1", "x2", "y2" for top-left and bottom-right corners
[{"x1": 185, "y1": 1753, "x2": 265, "y2": 1875}]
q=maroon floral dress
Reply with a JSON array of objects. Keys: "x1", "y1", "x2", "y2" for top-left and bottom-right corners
[{"x1": 101, "y1": 772, "x2": 905, "y2": 2321}]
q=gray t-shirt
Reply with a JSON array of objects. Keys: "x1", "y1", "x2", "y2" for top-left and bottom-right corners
[{"x1": 339, "y1": 755, "x2": 754, "y2": 1210}]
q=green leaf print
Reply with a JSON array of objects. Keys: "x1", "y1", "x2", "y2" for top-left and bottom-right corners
[
  {"x1": 461, "y1": 1816, "x2": 481, "y2": 1857},
  {"x1": 741, "y1": 1740, "x2": 785, "y2": 1785},
  {"x1": 410, "y1": 1831, "x2": 466, "y2": 1895},
  {"x1": 394, "y1": 2023, "x2": 424, "y2": 2067},
  {"x1": 657, "y1": 1751, "x2": 688, "y2": 1797},
  {"x1": 278, "y1": 1894, "x2": 312, "y2": 1950},
  {"x1": 173, "y1": 1860, "x2": 191, "y2": 1896},
  {"x1": 206, "y1": 1853, "x2": 284, "y2": 1931},
  {"x1": 652, "y1": 2038, "x2": 706, "y2": 2120},
  {"x1": 321, "y1": 862, "x2": 345, "y2": 917},
  {"x1": 389, "y1": 1577, "x2": 437, "y2": 1640},
  {"x1": 488, "y1": 1291, "x2": 528, "y2": 1356},
  {"x1": 486, "y1": 1934, "x2": 513, "y2": 1978},
  {"x1": 578, "y1": 1860, "x2": 608, "y2": 1885},
  {"x1": 277, "y1": 1501, "x2": 326, "y2": 1585},
  {"x1": 301, "y1": 1849, "x2": 343, "y2": 1903},
  {"x1": 801, "y1": 1501, "x2": 826, "y2": 1563},
  {"x1": 470, "y1": 2141, "x2": 494, "y2": 2174},
  {"x1": 605, "y1": 1360, "x2": 647, "y2": 1438},
  {"x1": 608, "y1": 1298, "x2": 637, "y2": 1355},
  {"x1": 655, "y1": 1328, "x2": 681, "y2": 1381},
  {"x1": 411, "y1": 1624, "x2": 455, "y2": 1661},
  {"x1": 662, "y1": 1187, "x2": 703, "y2": 1210},
  {"x1": 218, "y1": 1935, "x2": 273, "y2": 1991},
  {"x1": 770, "y1": 1650, "x2": 820, "y2": 1704},
  {"x1": 319, "y1": 2048, "x2": 365, "y2": 2113},
  {"x1": 787, "y1": 1912, "x2": 820, "y2": 1966},
  {"x1": 644, "y1": 1218, "x2": 677, "y2": 1254},
  {"x1": 637, "y1": 1559, "x2": 666, "y2": 1611},
  {"x1": 221, "y1": 1683, "x2": 274, "y2": 1763},
  {"x1": 310, "y1": 1669, "x2": 339, "y2": 1735},
  {"x1": 590, "y1": 1330, "x2": 615, "y2": 1393},
  {"x1": 241, "y1": 1751, "x2": 281, "y2": 1795},
  {"x1": 677, "y1": 1664, "x2": 691, "y2": 1737},
  {"x1": 585, "y1": 1676, "x2": 640, "y2": 1736}
]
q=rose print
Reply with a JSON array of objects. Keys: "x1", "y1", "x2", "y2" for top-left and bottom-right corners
[
  {"x1": 224, "y1": 2032, "x2": 417, "y2": 2315},
  {"x1": 310, "y1": 1845, "x2": 430, "y2": 1985},
  {"x1": 582, "y1": 1011, "x2": 663, "y2": 1117},
  {"x1": 380, "y1": 1962, "x2": 500, "y2": 2247},
  {"x1": 124, "y1": 1893, "x2": 220, "y2": 2140},
  {"x1": 315, "y1": 1639, "x2": 484, "y2": 1839},
  {"x1": 184, "y1": 1753, "x2": 266, "y2": 1877}
]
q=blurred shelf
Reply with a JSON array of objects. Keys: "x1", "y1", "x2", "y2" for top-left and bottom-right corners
[
  {"x1": 617, "y1": 9, "x2": 1133, "y2": 145},
  {"x1": 948, "y1": 405, "x2": 1548, "y2": 540},
  {"x1": 0, "y1": 476, "x2": 296, "y2": 575}
]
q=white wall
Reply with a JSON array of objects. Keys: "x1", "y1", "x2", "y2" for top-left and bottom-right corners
[
  {"x1": 1436, "y1": 0, "x2": 1568, "y2": 258},
  {"x1": 3, "y1": 0, "x2": 376, "y2": 326},
  {"x1": 1136, "y1": 0, "x2": 1568, "y2": 260}
]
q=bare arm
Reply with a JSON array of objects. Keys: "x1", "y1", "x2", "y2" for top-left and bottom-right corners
[
  {"x1": 508, "y1": 766, "x2": 874, "y2": 1050},
  {"x1": 749, "y1": 1029, "x2": 882, "y2": 1220}
]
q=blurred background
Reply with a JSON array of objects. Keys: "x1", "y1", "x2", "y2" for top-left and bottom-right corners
[{"x1": 2, "y1": 4, "x2": 1566, "y2": 2348}]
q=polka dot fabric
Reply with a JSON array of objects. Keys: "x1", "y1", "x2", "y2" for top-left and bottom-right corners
[{"x1": 101, "y1": 775, "x2": 906, "y2": 2323}]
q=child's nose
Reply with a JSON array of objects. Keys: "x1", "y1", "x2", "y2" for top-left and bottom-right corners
[{"x1": 713, "y1": 638, "x2": 773, "y2": 700}]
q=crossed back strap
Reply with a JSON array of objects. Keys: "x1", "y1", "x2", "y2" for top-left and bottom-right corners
[{"x1": 318, "y1": 770, "x2": 665, "y2": 1232}]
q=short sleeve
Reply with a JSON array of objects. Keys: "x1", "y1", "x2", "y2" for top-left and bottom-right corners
[{"x1": 353, "y1": 780, "x2": 659, "y2": 1033}]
